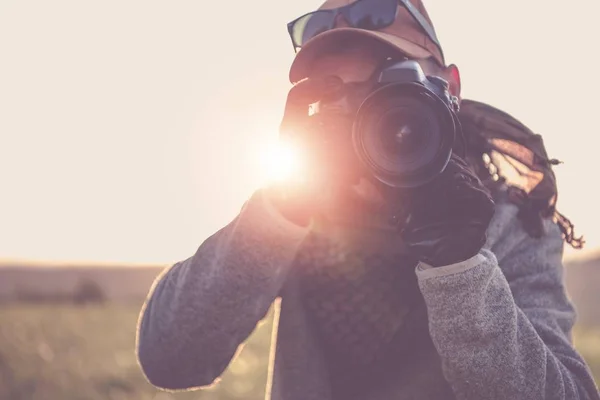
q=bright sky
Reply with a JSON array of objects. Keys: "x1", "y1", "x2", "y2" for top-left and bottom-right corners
[{"x1": 1, "y1": 0, "x2": 599, "y2": 265}]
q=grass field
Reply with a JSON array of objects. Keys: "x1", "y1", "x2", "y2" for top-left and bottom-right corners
[{"x1": 0, "y1": 302, "x2": 598, "y2": 400}]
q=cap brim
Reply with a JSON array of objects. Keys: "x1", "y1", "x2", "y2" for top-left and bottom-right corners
[{"x1": 289, "y1": 28, "x2": 432, "y2": 83}]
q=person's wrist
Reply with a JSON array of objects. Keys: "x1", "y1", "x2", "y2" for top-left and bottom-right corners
[
  {"x1": 264, "y1": 186, "x2": 312, "y2": 227},
  {"x1": 420, "y1": 234, "x2": 487, "y2": 267},
  {"x1": 423, "y1": 252, "x2": 478, "y2": 268}
]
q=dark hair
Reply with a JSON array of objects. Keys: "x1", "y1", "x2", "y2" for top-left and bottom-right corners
[{"x1": 458, "y1": 100, "x2": 583, "y2": 248}]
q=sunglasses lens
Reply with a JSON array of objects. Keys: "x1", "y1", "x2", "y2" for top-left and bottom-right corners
[
  {"x1": 345, "y1": 0, "x2": 397, "y2": 30},
  {"x1": 293, "y1": 11, "x2": 337, "y2": 47}
]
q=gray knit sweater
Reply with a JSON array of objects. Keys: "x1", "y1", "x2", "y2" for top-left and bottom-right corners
[{"x1": 136, "y1": 189, "x2": 600, "y2": 400}]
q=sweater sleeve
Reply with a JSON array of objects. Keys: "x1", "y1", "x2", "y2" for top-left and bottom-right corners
[
  {"x1": 136, "y1": 189, "x2": 309, "y2": 390},
  {"x1": 415, "y1": 202, "x2": 600, "y2": 400}
]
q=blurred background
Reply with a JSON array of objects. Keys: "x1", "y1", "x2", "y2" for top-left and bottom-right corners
[{"x1": 1, "y1": 0, "x2": 599, "y2": 399}]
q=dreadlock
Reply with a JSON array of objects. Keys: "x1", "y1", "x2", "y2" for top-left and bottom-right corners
[{"x1": 458, "y1": 99, "x2": 584, "y2": 249}]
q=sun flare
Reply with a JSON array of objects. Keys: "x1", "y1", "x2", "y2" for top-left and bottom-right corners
[{"x1": 260, "y1": 139, "x2": 305, "y2": 185}]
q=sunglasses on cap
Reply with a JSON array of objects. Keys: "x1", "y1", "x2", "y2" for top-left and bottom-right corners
[{"x1": 287, "y1": 0, "x2": 443, "y2": 59}]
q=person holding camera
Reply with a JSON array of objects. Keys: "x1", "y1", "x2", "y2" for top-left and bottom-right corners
[{"x1": 136, "y1": 0, "x2": 600, "y2": 399}]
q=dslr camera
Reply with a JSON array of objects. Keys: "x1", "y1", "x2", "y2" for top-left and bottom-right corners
[{"x1": 314, "y1": 59, "x2": 462, "y2": 189}]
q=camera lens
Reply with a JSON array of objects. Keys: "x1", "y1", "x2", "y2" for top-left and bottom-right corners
[
  {"x1": 353, "y1": 83, "x2": 454, "y2": 188},
  {"x1": 369, "y1": 102, "x2": 440, "y2": 169}
]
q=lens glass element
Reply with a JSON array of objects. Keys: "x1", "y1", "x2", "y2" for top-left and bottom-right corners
[{"x1": 363, "y1": 97, "x2": 441, "y2": 173}]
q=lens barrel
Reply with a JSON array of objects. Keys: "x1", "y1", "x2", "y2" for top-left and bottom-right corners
[{"x1": 352, "y1": 81, "x2": 455, "y2": 188}]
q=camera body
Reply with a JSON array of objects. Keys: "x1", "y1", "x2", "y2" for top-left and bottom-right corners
[
  {"x1": 375, "y1": 59, "x2": 459, "y2": 113},
  {"x1": 351, "y1": 59, "x2": 461, "y2": 189}
]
